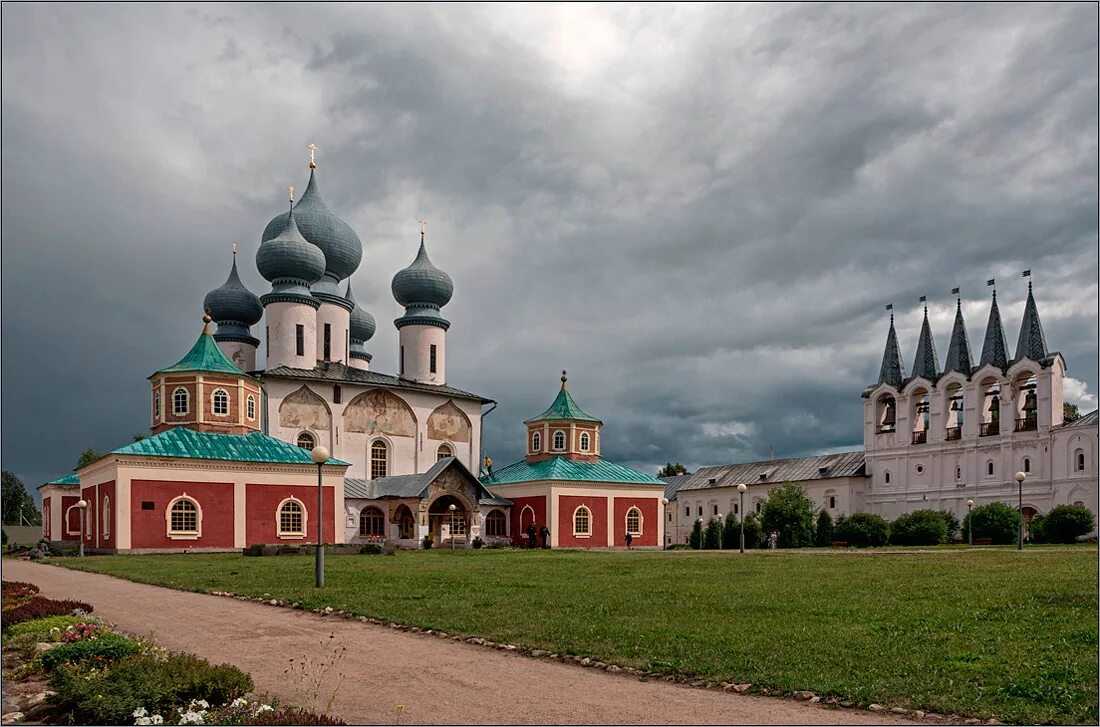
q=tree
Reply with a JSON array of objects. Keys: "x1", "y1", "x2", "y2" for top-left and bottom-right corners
[
  {"x1": 2, "y1": 471, "x2": 41, "y2": 526},
  {"x1": 890, "y1": 509, "x2": 948, "y2": 546},
  {"x1": 1030, "y1": 505, "x2": 1094, "y2": 544},
  {"x1": 132, "y1": 434, "x2": 146, "y2": 442},
  {"x1": 759, "y1": 483, "x2": 816, "y2": 548},
  {"x1": 703, "y1": 517, "x2": 722, "y2": 550},
  {"x1": 76, "y1": 448, "x2": 105, "y2": 470},
  {"x1": 721, "y1": 512, "x2": 739, "y2": 549},
  {"x1": 938, "y1": 509, "x2": 961, "y2": 541},
  {"x1": 962, "y1": 502, "x2": 1020, "y2": 545},
  {"x1": 657, "y1": 462, "x2": 690, "y2": 478},
  {"x1": 834, "y1": 512, "x2": 890, "y2": 547},
  {"x1": 814, "y1": 510, "x2": 834, "y2": 547},
  {"x1": 689, "y1": 519, "x2": 703, "y2": 550},
  {"x1": 1063, "y1": 402, "x2": 1080, "y2": 422},
  {"x1": 742, "y1": 513, "x2": 762, "y2": 549}
]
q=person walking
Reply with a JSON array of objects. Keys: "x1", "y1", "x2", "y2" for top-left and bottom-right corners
[
  {"x1": 768, "y1": 531, "x2": 778, "y2": 550},
  {"x1": 526, "y1": 522, "x2": 537, "y2": 549},
  {"x1": 625, "y1": 531, "x2": 634, "y2": 549},
  {"x1": 539, "y1": 524, "x2": 550, "y2": 549}
]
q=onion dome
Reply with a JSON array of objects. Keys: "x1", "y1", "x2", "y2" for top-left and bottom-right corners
[
  {"x1": 257, "y1": 209, "x2": 326, "y2": 306},
  {"x1": 203, "y1": 251, "x2": 263, "y2": 344},
  {"x1": 262, "y1": 168, "x2": 362, "y2": 301},
  {"x1": 346, "y1": 282, "x2": 376, "y2": 342},
  {"x1": 392, "y1": 233, "x2": 453, "y2": 330}
]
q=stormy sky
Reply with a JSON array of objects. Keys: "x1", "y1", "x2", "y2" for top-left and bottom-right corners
[{"x1": 2, "y1": 3, "x2": 1097, "y2": 493}]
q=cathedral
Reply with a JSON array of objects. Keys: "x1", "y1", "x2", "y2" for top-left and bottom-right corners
[{"x1": 38, "y1": 150, "x2": 666, "y2": 552}]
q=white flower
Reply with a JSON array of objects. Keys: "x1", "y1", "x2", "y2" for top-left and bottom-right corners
[
  {"x1": 254, "y1": 705, "x2": 274, "y2": 714},
  {"x1": 230, "y1": 698, "x2": 248, "y2": 709},
  {"x1": 178, "y1": 710, "x2": 205, "y2": 725},
  {"x1": 135, "y1": 718, "x2": 152, "y2": 725},
  {"x1": 133, "y1": 707, "x2": 148, "y2": 718},
  {"x1": 151, "y1": 716, "x2": 163, "y2": 725}
]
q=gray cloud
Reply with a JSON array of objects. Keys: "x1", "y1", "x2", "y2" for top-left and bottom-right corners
[{"x1": 2, "y1": 3, "x2": 1096, "y2": 492}]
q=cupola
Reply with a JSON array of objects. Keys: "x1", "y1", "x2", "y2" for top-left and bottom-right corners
[
  {"x1": 257, "y1": 205, "x2": 326, "y2": 303},
  {"x1": 203, "y1": 246, "x2": 263, "y2": 371},
  {"x1": 346, "y1": 281, "x2": 376, "y2": 370},
  {"x1": 392, "y1": 232, "x2": 454, "y2": 330},
  {"x1": 524, "y1": 371, "x2": 603, "y2": 463}
]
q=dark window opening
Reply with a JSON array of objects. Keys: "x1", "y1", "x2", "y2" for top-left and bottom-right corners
[
  {"x1": 1078, "y1": 453, "x2": 1086, "y2": 471},
  {"x1": 266, "y1": 326, "x2": 270, "y2": 359},
  {"x1": 430, "y1": 344, "x2": 437, "y2": 374},
  {"x1": 333, "y1": 384, "x2": 342, "y2": 404},
  {"x1": 885, "y1": 471, "x2": 891, "y2": 484},
  {"x1": 400, "y1": 345, "x2": 405, "y2": 376},
  {"x1": 295, "y1": 325, "x2": 304, "y2": 356},
  {"x1": 829, "y1": 496, "x2": 836, "y2": 509},
  {"x1": 141, "y1": 501, "x2": 155, "y2": 510},
  {"x1": 323, "y1": 323, "x2": 331, "y2": 361},
  {"x1": 987, "y1": 461, "x2": 994, "y2": 476},
  {"x1": 1023, "y1": 458, "x2": 1030, "y2": 473}
]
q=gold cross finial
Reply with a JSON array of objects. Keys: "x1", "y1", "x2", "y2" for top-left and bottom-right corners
[
  {"x1": 307, "y1": 143, "x2": 317, "y2": 169},
  {"x1": 288, "y1": 186, "x2": 295, "y2": 204},
  {"x1": 232, "y1": 242, "x2": 238, "y2": 256},
  {"x1": 561, "y1": 370, "x2": 568, "y2": 390},
  {"x1": 418, "y1": 218, "x2": 427, "y2": 242}
]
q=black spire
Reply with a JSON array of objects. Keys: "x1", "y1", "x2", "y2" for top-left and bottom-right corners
[
  {"x1": 979, "y1": 289, "x2": 1010, "y2": 369},
  {"x1": 877, "y1": 314, "x2": 906, "y2": 388},
  {"x1": 943, "y1": 297, "x2": 973, "y2": 375},
  {"x1": 1014, "y1": 281, "x2": 1048, "y2": 362},
  {"x1": 911, "y1": 304, "x2": 940, "y2": 381}
]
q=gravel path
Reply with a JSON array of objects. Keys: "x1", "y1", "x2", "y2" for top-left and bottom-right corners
[{"x1": 5, "y1": 560, "x2": 910, "y2": 725}]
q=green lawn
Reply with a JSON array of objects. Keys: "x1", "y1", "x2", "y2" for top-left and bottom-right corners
[{"x1": 53, "y1": 548, "x2": 1097, "y2": 725}]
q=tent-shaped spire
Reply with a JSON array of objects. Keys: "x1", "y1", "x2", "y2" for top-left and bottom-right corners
[
  {"x1": 877, "y1": 315, "x2": 906, "y2": 388},
  {"x1": 943, "y1": 298, "x2": 973, "y2": 375},
  {"x1": 525, "y1": 371, "x2": 602, "y2": 424},
  {"x1": 979, "y1": 289, "x2": 1009, "y2": 369},
  {"x1": 153, "y1": 315, "x2": 257, "y2": 380},
  {"x1": 1014, "y1": 281, "x2": 1048, "y2": 362},
  {"x1": 911, "y1": 305, "x2": 940, "y2": 381}
]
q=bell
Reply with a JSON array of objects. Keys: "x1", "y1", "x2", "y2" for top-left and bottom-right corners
[
  {"x1": 1024, "y1": 390, "x2": 1037, "y2": 412},
  {"x1": 950, "y1": 399, "x2": 961, "y2": 411},
  {"x1": 989, "y1": 395, "x2": 1000, "y2": 412},
  {"x1": 882, "y1": 404, "x2": 896, "y2": 426}
]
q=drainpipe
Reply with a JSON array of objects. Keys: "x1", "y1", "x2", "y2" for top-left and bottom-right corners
[{"x1": 480, "y1": 401, "x2": 498, "y2": 476}]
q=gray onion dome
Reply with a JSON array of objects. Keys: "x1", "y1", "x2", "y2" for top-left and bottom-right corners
[
  {"x1": 391, "y1": 239, "x2": 453, "y2": 308},
  {"x1": 203, "y1": 255, "x2": 263, "y2": 326},
  {"x1": 262, "y1": 169, "x2": 362, "y2": 283},
  {"x1": 256, "y1": 210, "x2": 326, "y2": 284},
  {"x1": 346, "y1": 282, "x2": 376, "y2": 342}
]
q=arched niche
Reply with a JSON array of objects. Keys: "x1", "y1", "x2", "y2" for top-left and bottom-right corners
[
  {"x1": 344, "y1": 389, "x2": 416, "y2": 436},
  {"x1": 279, "y1": 386, "x2": 332, "y2": 432},
  {"x1": 427, "y1": 400, "x2": 472, "y2": 443}
]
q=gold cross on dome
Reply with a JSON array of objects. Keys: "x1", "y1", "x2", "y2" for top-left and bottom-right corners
[
  {"x1": 288, "y1": 186, "x2": 295, "y2": 203},
  {"x1": 232, "y1": 242, "x2": 238, "y2": 255},
  {"x1": 418, "y1": 218, "x2": 428, "y2": 235},
  {"x1": 307, "y1": 143, "x2": 317, "y2": 168}
]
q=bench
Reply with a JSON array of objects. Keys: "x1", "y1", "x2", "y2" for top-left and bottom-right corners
[
  {"x1": 830, "y1": 541, "x2": 848, "y2": 548},
  {"x1": 971, "y1": 537, "x2": 992, "y2": 545}
]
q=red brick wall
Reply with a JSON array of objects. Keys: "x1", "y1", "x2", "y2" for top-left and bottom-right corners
[
  {"x1": 245, "y1": 484, "x2": 335, "y2": 546},
  {"x1": 613, "y1": 496, "x2": 659, "y2": 547},
  {"x1": 130, "y1": 480, "x2": 235, "y2": 549},
  {"x1": 509, "y1": 495, "x2": 547, "y2": 546},
  {"x1": 558, "y1": 494, "x2": 608, "y2": 548}
]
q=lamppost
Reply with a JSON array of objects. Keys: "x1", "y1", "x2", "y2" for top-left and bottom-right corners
[
  {"x1": 737, "y1": 483, "x2": 747, "y2": 553},
  {"x1": 661, "y1": 498, "x2": 669, "y2": 550},
  {"x1": 966, "y1": 499, "x2": 974, "y2": 546},
  {"x1": 448, "y1": 503, "x2": 457, "y2": 551},
  {"x1": 311, "y1": 446, "x2": 330, "y2": 588},
  {"x1": 717, "y1": 514, "x2": 723, "y2": 550},
  {"x1": 1014, "y1": 471, "x2": 1026, "y2": 550},
  {"x1": 76, "y1": 500, "x2": 88, "y2": 557}
]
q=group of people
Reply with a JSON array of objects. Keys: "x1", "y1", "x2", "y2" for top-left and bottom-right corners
[{"x1": 525, "y1": 523, "x2": 551, "y2": 549}]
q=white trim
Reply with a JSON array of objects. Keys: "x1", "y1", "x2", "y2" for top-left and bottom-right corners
[
  {"x1": 358, "y1": 505, "x2": 386, "y2": 538},
  {"x1": 531, "y1": 431, "x2": 542, "y2": 453},
  {"x1": 572, "y1": 505, "x2": 592, "y2": 537},
  {"x1": 102, "y1": 496, "x2": 111, "y2": 539},
  {"x1": 246, "y1": 394, "x2": 256, "y2": 421},
  {"x1": 166, "y1": 494, "x2": 202, "y2": 540},
  {"x1": 625, "y1": 506, "x2": 642, "y2": 536},
  {"x1": 276, "y1": 496, "x2": 307, "y2": 539},
  {"x1": 579, "y1": 431, "x2": 591, "y2": 452},
  {"x1": 211, "y1": 387, "x2": 230, "y2": 417},
  {"x1": 153, "y1": 390, "x2": 161, "y2": 423},
  {"x1": 64, "y1": 503, "x2": 82, "y2": 536},
  {"x1": 436, "y1": 441, "x2": 455, "y2": 461},
  {"x1": 369, "y1": 437, "x2": 390, "y2": 480},
  {"x1": 172, "y1": 386, "x2": 190, "y2": 416},
  {"x1": 552, "y1": 429, "x2": 566, "y2": 451},
  {"x1": 296, "y1": 430, "x2": 317, "y2": 450}
]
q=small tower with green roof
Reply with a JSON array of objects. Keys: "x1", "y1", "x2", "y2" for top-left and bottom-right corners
[
  {"x1": 149, "y1": 314, "x2": 264, "y2": 436},
  {"x1": 525, "y1": 371, "x2": 603, "y2": 463}
]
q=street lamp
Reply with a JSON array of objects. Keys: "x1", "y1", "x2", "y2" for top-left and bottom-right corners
[
  {"x1": 737, "y1": 483, "x2": 747, "y2": 553},
  {"x1": 310, "y1": 446, "x2": 330, "y2": 588},
  {"x1": 1014, "y1": 471, "x2": 1026, "y2": 550},
  {"x1": 717, "y1": 514, "x2": 723, "y2": 550},
  {"x1": 661, "y1": 498, "x2": 669, "y2": 550},
  {"x1": 448, "y1": 503, "x2": 457, "y2": 551},
  {"x1": 966, "y1": 499, "x2": 974, "y2": 546},
  {"x1": 75, "y1": 500, "x2": 88, "y2": 557}
]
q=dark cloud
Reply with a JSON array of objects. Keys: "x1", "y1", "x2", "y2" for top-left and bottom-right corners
[{"x1": 2, "y1": 4, "x2": 1096, "y2": 493}]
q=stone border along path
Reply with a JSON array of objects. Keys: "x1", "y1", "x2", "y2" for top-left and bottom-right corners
[{"x1": 4, "y1": 560, "x2": 979, "y2": 725}]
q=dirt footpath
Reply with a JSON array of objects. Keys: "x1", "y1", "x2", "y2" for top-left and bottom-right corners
[{"x1": 4, "y1": 560, "x2": 909, "y2": 725}]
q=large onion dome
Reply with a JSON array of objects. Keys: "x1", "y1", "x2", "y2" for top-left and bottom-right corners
[
  {"x1": 262, "y1": 169, "x2": 362, "y2": 299},
  {"x1": 204, "y1": 253, "x2": 263, "y2": 327},
  {"x1": 346, "y1": 282, "x2": 376, "y2": 342},
  {"x1": 257, "y1": 210, "x2": 326, "y2": 305},
  {"x1": 391, "y1": 236, "x2": 454, "y2": 333}
]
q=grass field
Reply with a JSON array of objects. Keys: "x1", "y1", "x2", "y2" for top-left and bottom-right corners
[{"x1": 53, "y1": 548, "x2": 1097, "y2": 724}]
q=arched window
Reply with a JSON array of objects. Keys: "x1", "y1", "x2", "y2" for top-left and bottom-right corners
[
  {"x1": 987, "y1": 461, "x2": 995, "y2": 476},
  {"x1": 167, "y1": 497, "x2": 200, "y2": 537},
  {"x1": 212, "y1": 388, "x2": 229, "y2": 416},
  {"x1": 437, "y1": 444, "x2": 453, "y2": 461},
  {"x1": 580, "y1": 432, "x2": 590, "y2": 452},
  {"x1": 246, "y1": 395, "x2": 256, "y2": 420},
  {"x1": 296, "y1": 432, "x2": 316, "y2": 450},
  {"x1": 172, "y1": 387, "x2": 189, "y2": 416},
  {"x1": 531, "y1": 431, "x2": 541, "y2": 453},
  {"x1": 553, "y1": 430, "x2": 566, "y2": 451},
  {"x1": 1023, "y1": 457, "x2": 1031, "y2": 473},
  {"x1": 370, "y1": 440, "x2": 388, "y2": 479},
  {"x1": 1077, "y1": 450, "x2": 1086, "y2": 471},
  {"x1": 573, "y1": 506, "x2": 591, "y2": 536},
  {"x1": 956, "y1": 466, "x2": 962, "y2": 480},
  {"x1": 485, "y1": 509, "x2": 506, "y2": 537},
  {"x1": 153, "y1": 391, "x2": 160, "y2": 420},
  {"x1": 359, "y1": 506, "x2": 385, "y2": 537},
  {"x1": 278, "y1": 499, "x2": 305, "y2": 537},
  {"x1": 884, "y1": 471, "x2": 891, "y2": 484},
  {"x1": 625, "y1": 507, "x2": 641, "y2": 536},
  {"x1": 102, "y1": 497, "x2": 110, "y2": 538}
]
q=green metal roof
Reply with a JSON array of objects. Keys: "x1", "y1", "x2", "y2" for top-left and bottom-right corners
[
  {"x1": 47, "y1": 474, "x2": 79, "y2": 486},
  {"x1": 525, "y1": 380, "x2": 601, "y2": 424},
  {"x1": 153, "y1": 328, "x2": 255, "y2": 379},
  {"x1": 481, "y1": 456, "x2": 663, "y2": 486},
  {"x1": 109, "y1": 427, "x2": 349, "y2": 466}
]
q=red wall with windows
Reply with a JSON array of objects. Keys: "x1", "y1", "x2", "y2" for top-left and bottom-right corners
[
  {"x1": 509, "y1": 495, "x2": 547, "y2": 546},
  {"x1": 245, "y1": 484, "x2": 335, "y2": 546},
  {"x1": 613, "y1": 496, "x2": 659, "y2": 547},
  {"x1": 557, "y1": 494, "x2": 608, "y2": 548},
  {"x1": 61, "y1": 496, "x2": 80, "y2": 539},
  {"x1": 130, "y1": 480, "x2": 234, "y2": 549},
  {"x1": 93, "y1": 481, "x2": 117, "y2": 550}
]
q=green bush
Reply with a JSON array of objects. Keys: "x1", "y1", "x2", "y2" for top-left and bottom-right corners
[
  {"x1": 49, "y1": 652, "x2": 253, "y2": 725},
  {"x1": 741, "y1": 513, "x2": 761, "y2": 549},
  {"x1": 890, "y1": 509, "x2": 948, "y2": 546},
  {"x1": 963, "y1": 502, "x2": 1021, "y2": 545},
  {"x1": 938, "y1": 509, "x2": 961, "y2": 540},
  {"x1": 1030, "y1": 505, "x2": 1095, "y2": 544},
  {"x1": 421, "y1": 535, "x2": 433, "y2": 550},
  {"x1": 3, "y1": 596, "x2": 93, "y2": 628},
  {"x1": 688, "y1": 519, "x2": 702, "y2": 550},
  {"x1": 759, "y1": 483, "x2": 816, "y2": 548},
  {"x1": 721, "y1": 512, "x2": 738, "y2": 549},
  {"x1": 40, "y1": 633, "x2": 142, "y2": 672},
  {"x1": 245, "y1": 708, "x2": 348, "y2": 725},
  {"x1": 834, "y1": 512, "x2": 889, "y2": 547},
  {"x1": 814, "y1": 510, "x2": 834, "y2": 547},
  {"x1": 3, "y1": 614, "x2": 84, "y2": 641},
  {"x1": 703, "y1": 518, "x2": 721, "y2": 549}
]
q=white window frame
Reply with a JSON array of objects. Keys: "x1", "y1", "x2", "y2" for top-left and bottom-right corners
[
  {"x1": 154, "y1": 391, "x2": 161, "y2": 420},
  {"x1": 296, "y1": 431, "x2": 316, "y2": 450},
  {"x1": 276, "y1": 497, "x2": 307, "y2": 539},
  {"x1": 65, "y1": 504, "x2": 82, "y2": 536},
  {"x1": 166, "y1": 495, "x2": 202, "y2": 540},
  {"x1": 370, "y1": 439, "x2": 389, "y2": 480},
  {"x1": 531, "y1": 431, "x2": 541, "y2": 453},
  {"x1": 102, "y1": 496, "x2": 110, "y2": 538},
  {"x1": 579, "y1": 432, "x2": 590, "y2": 452},
  {"x1": 552, "y1": 429, "x2": 566, "y2": 451},
  {"x1": 626, "y1": 507, "x2": 642, "y2": 536},
  {"x1": 573, "y1": 505, "x2": 592, "y2": 537},
  {"x1": 172, "y1": 386, "x2": 190, "y2": 416},
  {"x1": 246, "y1": 394, "x2": 256, "y2": 420},
  {"x1": 358, "y1": 506, "x2": 386, "y2": 538},
  {"x1": 211, "y1": 388, "x2": 230, "y2": 417},
  {"x1": 436, "y1": 443, "x2": 453, "y2": 461}
]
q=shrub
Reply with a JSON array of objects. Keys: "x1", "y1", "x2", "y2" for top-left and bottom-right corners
[
  {"x1": 834, "y1": 512, "x2": 889, "y2": 547},
  {"x1": 814, "y1": 510, "x2": 834, "y2": 547},
  {"x1": 938, "y1": 509, "x2": 961, "y2": 540},
  {"x1": 759, "y1": 483, "x2": 817, "y2": 548},
  {"x1": 703, "y1": 518, "x2": 722, "y2": 549},
  {"x1": 4, "y1": 596, "x2": 93, "y2": 628},
  {"x1": 471, "y1": 537, "x2": 484, "y2": 549},
  {"x1": 890, "y1": 509, "x2": 948, "y2": 546},
  {"x1": 3, "y1": 614, "x2": 84, "y2": 641},
  {"x1": 1030, "y1": 505, "x2": 1095, "y2": 544},
  {"x1": 421, "y1": 535, "x2": 433, "y2": 550},
  {"x1": 40, "y1": 632, "x2": 141, "y2": 671},
  {"x1": 688, "y1": 519, "x2": 703, "y2": 550},
  {"x1": 962, "y1": 502, "x2": 1020, "y2": 545},
  {"x1": 245, "y1": 707, "x2": 348, "y2": 725},
  {"x1": 741, "y1": 513, "x2": 761, "y2": 549},
  {"x1": 61, "y1": 622, "x2": 109, "y2": 643},
  {"x1": 49, "y1": 652, "x2": 253, "y2": 725},
  {"x1": 721, "y1": 512, "x2": 738, "y2": 549},
  {"x1": 2, "y1": 580, "x2": 39, "y2": 602}
]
